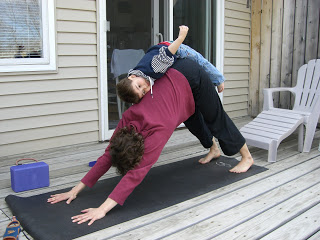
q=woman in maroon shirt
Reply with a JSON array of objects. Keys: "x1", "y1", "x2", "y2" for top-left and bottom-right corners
[{"x1": 48, "y1": 59, "x2": 253, "y2": 226}]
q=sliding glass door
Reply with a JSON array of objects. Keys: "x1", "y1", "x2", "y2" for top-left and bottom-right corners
[{"x1": 100, "y1": 0, "x2": 221, "y2": 140}]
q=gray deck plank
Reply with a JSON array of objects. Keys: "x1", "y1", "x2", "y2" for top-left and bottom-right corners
[
  {"x1": 164, "y1": 169, "x2": 320, "y2": 240},
  {"x1": 307, "y1": 230, "x2": 320, "y2": 240},
  {"x1": 260, "y1": 202, "x2": 320, "y2": 240},
  {"x1": 76, "y1": 150, "x2": 320, "y2": 240},
  {"x1": 213, "y1": 176, "x2": 320, "y2": 240}
]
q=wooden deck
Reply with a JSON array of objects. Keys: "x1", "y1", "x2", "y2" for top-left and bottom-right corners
[{"x1": 1, "y1": 116, "x2": 320, "y2": 240}]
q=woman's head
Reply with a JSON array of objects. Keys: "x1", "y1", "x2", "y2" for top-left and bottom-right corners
[
  {"x1": 117, "y1": 75, "x2": 150, "y2": 103},
  {"x1": 110, "y1": 126, "x2": 144, "y2": 175}
]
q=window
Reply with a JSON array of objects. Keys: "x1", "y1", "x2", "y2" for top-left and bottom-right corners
[
  {"x1": 0, "y1": 0, "x2": 56, "y2": 73},
  {"x1": 173, "y1": 0, "x2": 215, "y2": 64}
]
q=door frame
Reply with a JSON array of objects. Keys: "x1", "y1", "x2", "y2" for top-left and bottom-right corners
[
  {"x1": 216, "y1": 0, "x2": 225, "y2": 101},
  {"x1": 97, "y1": 0, "x2": 108, "y2": 140},
  {"x1": 97, "y1": 0, "x2": 225, "y2": 141}
]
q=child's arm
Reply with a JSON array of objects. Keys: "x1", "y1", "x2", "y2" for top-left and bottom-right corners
[
  {"x1": 150, "y1": 25, "x2": 189, "y2": 76},
  {"x1": 168, "y1": 25, "x2": 189, "y2": 55}
]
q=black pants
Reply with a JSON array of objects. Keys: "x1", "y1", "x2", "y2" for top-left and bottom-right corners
[{"x1": 172, "y1": 58, "x2": 245, "y2": 156}]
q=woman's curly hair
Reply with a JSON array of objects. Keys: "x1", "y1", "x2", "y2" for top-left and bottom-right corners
[
  {"x1": 110, "y1": 126, "x2": 144, "y2": 175},
  {"x1": 116, "y1": 77, "x2": 140, "y2": 104}
]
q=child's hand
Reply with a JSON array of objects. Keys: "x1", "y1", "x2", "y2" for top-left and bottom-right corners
[
  {"x1": 178, "y1": 25, "x2": 189, "y2": 41},
  {"x1": 217, "y1": 82, "x2": 224, "y2": 93}
]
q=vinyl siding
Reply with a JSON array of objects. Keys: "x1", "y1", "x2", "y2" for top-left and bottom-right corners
[
  {"x1": 0, "y1": 0, "x2": 99, "y2": 157},
  {"x1": 0, "y1": 0, "x2": 253, "y2": 157},
  {"x1": 223, "y1": 0, "x2": 251, "y2": 118}
]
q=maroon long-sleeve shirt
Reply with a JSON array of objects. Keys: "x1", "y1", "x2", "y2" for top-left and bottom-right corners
[{"x1": 81, "y1": 68, "x2": 195, "y2": 205}]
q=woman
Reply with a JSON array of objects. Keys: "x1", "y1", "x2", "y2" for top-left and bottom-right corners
[{"x1": 47, "y1": 58, "x2": 253, "y2": 225}]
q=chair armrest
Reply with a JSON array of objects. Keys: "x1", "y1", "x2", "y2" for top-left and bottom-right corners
[{"x1": 263, "y1": 87, "x2": 295, "y2": 111}]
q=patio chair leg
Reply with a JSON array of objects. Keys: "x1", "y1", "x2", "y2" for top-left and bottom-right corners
[
  {"x1": 298, "y1": 124, "x2": 304, "y2": 152},
  {"x1": 268, "y1": 140, "x2": 278, "y2": 163},
  {"x1": 303, "y1": 119, "x2": 318, "y2": 152}
]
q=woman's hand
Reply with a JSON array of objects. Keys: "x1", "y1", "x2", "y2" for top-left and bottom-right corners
[
  {"x1": 47, "y1": 191, "x2": 77, "y2": 204},
  {"x1": 72, "y1": 207, "x2": 107, "y2": 226},
  {"x1": 71, "y1": 198, "x2": 118, "y2": 226},
  {"x1": 47, "y1": 182, "x2": 86, "y2": 204}
]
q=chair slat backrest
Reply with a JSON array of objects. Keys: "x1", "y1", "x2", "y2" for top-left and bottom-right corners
[
  {"x1": 293, "y1": 59, "x2": 320, "y2": 113},
  {"x1": 111, "y1": 49, "x2": 145, "y2": 79}
]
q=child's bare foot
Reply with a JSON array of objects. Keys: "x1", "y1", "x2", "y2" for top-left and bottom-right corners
[
  {"x1": 229, "y1": 156, "x2": 254, "y2": 173},
  {"x1": 199, "y1": 138, "x2": 221, "y2": 164}
]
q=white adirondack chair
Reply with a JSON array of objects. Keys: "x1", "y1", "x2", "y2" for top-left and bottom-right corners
[{"x1": 240, "y1": 59, "x2": 320, "y2": 162}]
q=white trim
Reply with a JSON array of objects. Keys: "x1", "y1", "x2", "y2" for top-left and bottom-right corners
[
  {"x1": 216, "y1": 0, "x2": 225, "y2": 101},
  {"x1": 163, "y1": 0, "x2": 173, "y2": 41},
  {"x1": 97, "y1": 0, "x2": 110, "y2": 141},
  {"x1": 152, "y1": 0, "x2": 160, "y2": 45},
  {"x1": 0, "y1": 0, "x2": 56, "y2": 73},
  {"x1": 205, "y1": 0, "x2": 212, "y2": 60},
  {"x1": 168, "y1": 0, "x2": 174, "y2": 40}
]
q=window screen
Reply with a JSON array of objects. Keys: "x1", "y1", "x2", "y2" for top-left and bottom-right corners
[{"x1": 0, "y1": 0, "x2": 43, "y2": 59}]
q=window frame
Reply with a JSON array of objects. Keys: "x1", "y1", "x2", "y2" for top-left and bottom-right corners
[{"x1": 0, "y1": 0, "x2": 56, "y2": 73}]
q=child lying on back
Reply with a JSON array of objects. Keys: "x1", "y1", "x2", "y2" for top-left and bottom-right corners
[{"x1": 117, "y1": 25, "x2": 225, "y2": 104}]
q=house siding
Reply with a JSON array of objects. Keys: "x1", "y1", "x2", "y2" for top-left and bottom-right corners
[
  {"x1": 0, "y1": 0, "x2": 253, "y2": 157},
  {"x1": 0, "y1": 0, "x2": 99, "y2": 157},
  {"x1": 223, "y1": 0, "x2": 251, "y2": 118}
]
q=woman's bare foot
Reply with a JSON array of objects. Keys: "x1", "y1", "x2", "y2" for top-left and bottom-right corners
[
  {"x1": 229, "y1": 143, "x2": 254, "y2": 173},
  {"x1": 199, "y1": 138, "x2": 221, "y2": 164},
  {"x1": 229, "y1": 156, "x2": 254, "y2": 173}
]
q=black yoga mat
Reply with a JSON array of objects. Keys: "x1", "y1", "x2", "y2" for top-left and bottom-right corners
[{"x1": 6, "y1": 156, "x2": 267, "y2": 240}]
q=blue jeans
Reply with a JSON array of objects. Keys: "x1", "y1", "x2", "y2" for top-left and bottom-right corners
[{"x1": 176, "y1": 44, "x2": 225, "y2": 86}]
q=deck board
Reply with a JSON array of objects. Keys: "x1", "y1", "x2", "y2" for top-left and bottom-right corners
[
  {"x1": 260, "y1": 202, "x2": 320, "y2": 240},
  {"x1": 0, "y1": 116, "x2": 319, "y2": 240},
  {"x1": 308, "y1": 230, "x2": 320, "y2": 240},
  {"x1": 78, "y1": 147, "x2": 320, "y2": 240}
]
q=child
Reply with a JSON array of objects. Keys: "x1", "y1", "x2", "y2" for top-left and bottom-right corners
[{"x1": 116, "y1": 25, "x2": 225, "y2": 104}]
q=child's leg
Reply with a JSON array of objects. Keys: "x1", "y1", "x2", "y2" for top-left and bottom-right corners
[{"x1": 176, "y1": 44, "x2": 225, "y2": 86}]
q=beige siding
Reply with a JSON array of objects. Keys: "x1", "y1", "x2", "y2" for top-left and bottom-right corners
[
  {"x1": 0, "y1": 0, "x2": 98, "y2": 157},
  {"x1": 223, "y1": 0, "x2": 251, "y2": 118},
  {"x1": 0, "y1": 0, "x2": 253, "y2": 157}
]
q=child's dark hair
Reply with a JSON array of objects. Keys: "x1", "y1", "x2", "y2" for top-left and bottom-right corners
[
  {"x1": 116, "y1": 77, "x2": 140, "y2": 104},
  {"x1": 109, "y1": 126, "x2": 144, "y2": 175}
]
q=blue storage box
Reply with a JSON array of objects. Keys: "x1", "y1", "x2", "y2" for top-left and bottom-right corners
[{"x1": 10, "y1": 161, "x2": 49, "y2": 192}]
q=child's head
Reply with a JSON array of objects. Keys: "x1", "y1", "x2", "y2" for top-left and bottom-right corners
[{"x1": 117, "y1": 75, "x2": 150, "y2": 104}]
